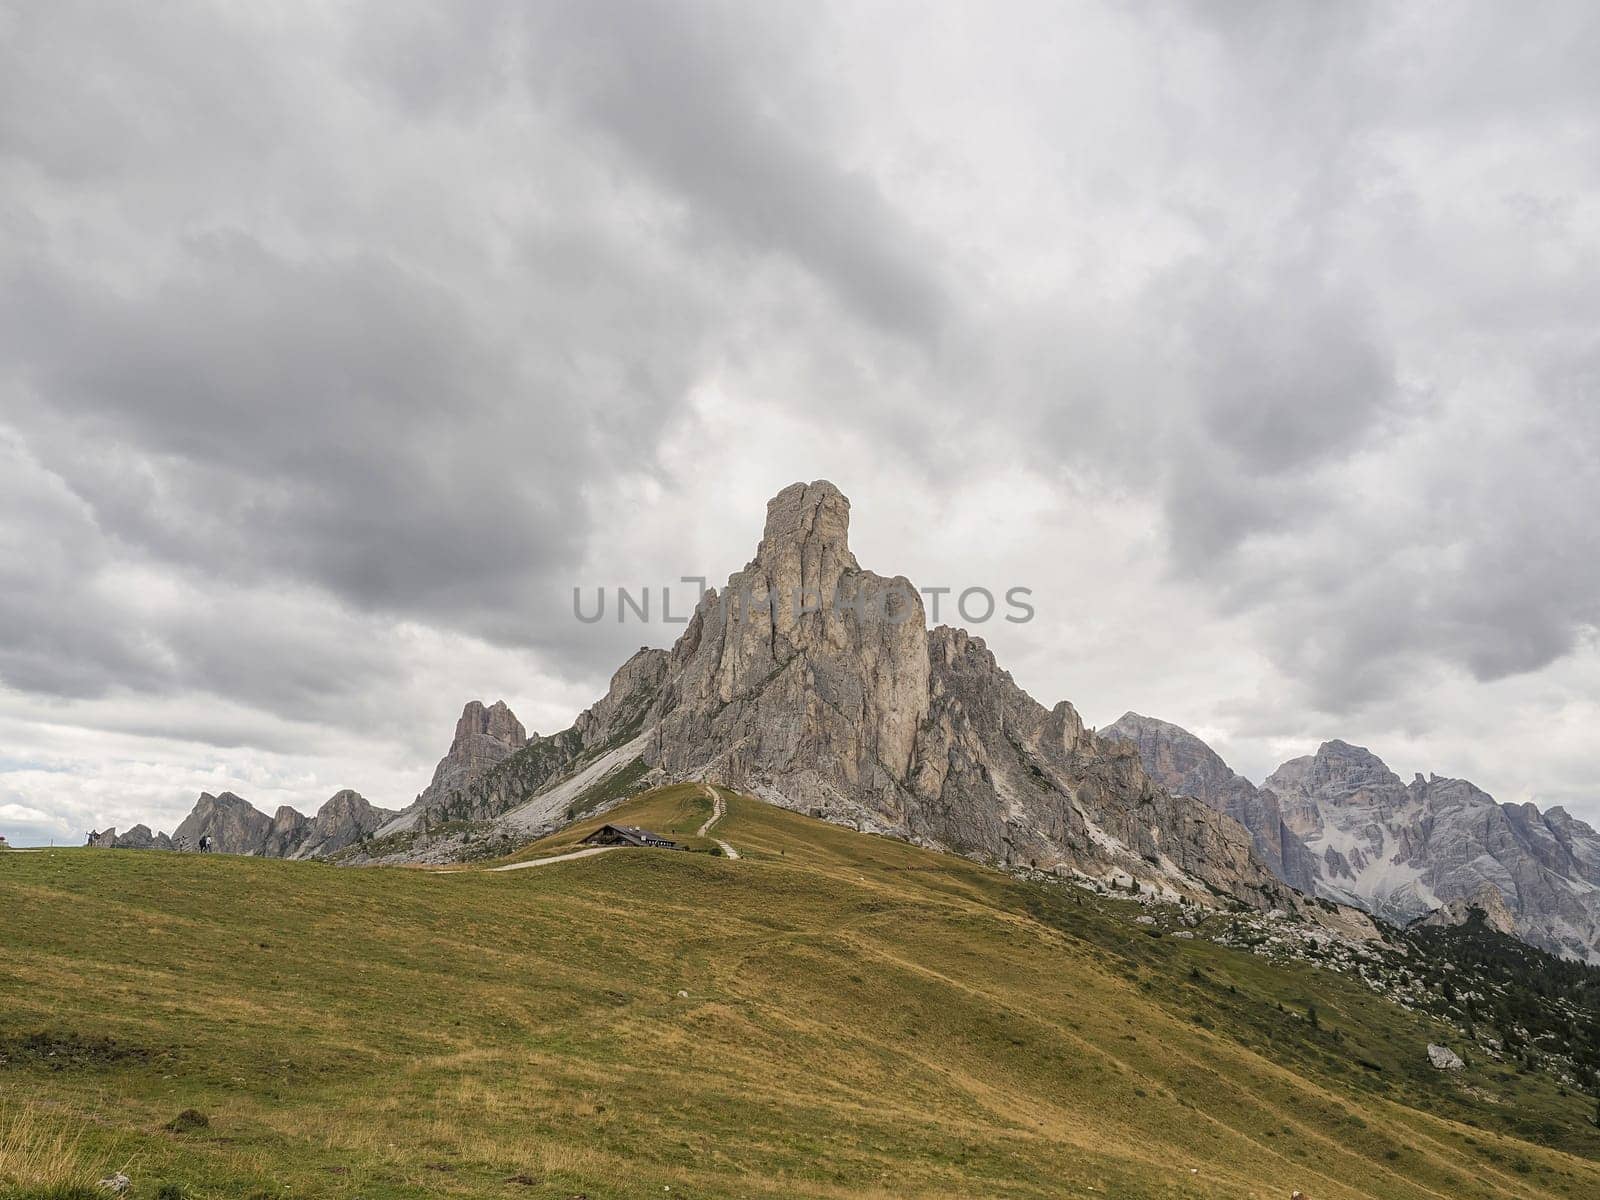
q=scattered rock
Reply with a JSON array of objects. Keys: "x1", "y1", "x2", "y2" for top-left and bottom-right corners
[
  {"x1": 1427, "y1": 1043, "x2": 1465, "y2": 1070},
  {"x1": 97, "y1": 1173, "x2": 131, "y2": 1194},
  {"x1": 0, "y1": 1030, "x2": 155, "y2": 1069}
]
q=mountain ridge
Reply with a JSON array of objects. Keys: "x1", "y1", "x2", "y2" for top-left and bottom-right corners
[
  {"x1": 1108, "y1": 716, "x2": 1600, "y2": 962},
  {"x1": 162, "y1": 788, "x2": 397, "y2": 858},
  {"x1": 104, "y1": 480, "x2": 1599, "y2": 967},
  {"x1": 369, "y1": 481, "x2": 1301, "y2": 912}
]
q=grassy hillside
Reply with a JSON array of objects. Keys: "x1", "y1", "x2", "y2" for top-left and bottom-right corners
[{"x1": 3, "y1": 788, "x2": 1599, "y2": 1199}]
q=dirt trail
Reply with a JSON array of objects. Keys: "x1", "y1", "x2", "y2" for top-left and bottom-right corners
[
  {"x1": 482, "y1": 846, "x2": 619, "y2": 873},
  {"x1": 434, "y1": 786, "x2": 742, "y2": 875},
  {"x1": 696, "y1": 785, "x2": 741, "y2": 860}
]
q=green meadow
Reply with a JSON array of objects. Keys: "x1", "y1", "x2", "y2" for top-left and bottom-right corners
[{"x1": 3, "y1": 786, "x2": 1597, "y2": 1199}]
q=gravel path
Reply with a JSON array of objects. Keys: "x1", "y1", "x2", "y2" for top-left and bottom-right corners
[
  {"x1": 697, "y1": 786, "x2": 741, "y2": 860},
  {"x1": 483, "y1": 846, "x2": 619, "y2": 872}
]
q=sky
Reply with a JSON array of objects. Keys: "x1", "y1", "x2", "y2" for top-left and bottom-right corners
[{"x1": 2, "y1": 1, "x2": 1599, "y2": 845}]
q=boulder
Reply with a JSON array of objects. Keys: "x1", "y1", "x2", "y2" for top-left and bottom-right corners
[{"x1": 1427, "y1": 1043, "x2": 1465, "y2": 1070}]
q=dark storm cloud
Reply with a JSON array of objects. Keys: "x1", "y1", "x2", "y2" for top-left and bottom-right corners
[{"x1": 1, "y1": 234, "x2": 583, "y2": 616}]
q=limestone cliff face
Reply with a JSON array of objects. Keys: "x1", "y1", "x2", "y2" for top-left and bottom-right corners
[
  {"x1": 413, "y1": 480, "x2": 1293, "y2": 908},
  {"x1": 901, "y1": 630, "x2": 1282, "y2": 904},
  {"x1": 1103, "y1": 713, "x2": 1320, "y2": 892},
  {"x1": 1412, "y1": 884, "x2": 1518, "y2": 936},
  {"x1": 301, "y1": 789, "x2": 398, "y2": 858},
  {"x1": 413, "y1": 700, "x2": 528, "y2": 812},
  {"x1": 651, "y1": 481, "x2": 931, "y2": 823}
]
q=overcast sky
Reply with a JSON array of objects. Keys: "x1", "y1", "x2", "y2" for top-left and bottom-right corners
[{"x1": 3, "y1": 1, "x2": 1599, "y2": 845}]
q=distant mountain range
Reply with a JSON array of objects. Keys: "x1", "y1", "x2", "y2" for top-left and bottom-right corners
[
  {"x1": 102, "y1": 480, "x2": 1598, "y2": 963},
  {"x1": 1104, "y1": 713, "x2": 1600, "y2": 963},
  {"x1": 91, "y1": 789, "x2": 396, "y2": 859}
]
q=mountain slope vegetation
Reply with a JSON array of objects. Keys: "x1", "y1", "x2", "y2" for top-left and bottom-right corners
[{"x1": 3, "y1": 789, "x2": 1598, "y2": 1199}]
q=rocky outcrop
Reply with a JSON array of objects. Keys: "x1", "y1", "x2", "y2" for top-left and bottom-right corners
[
  {"x1": 298, "y1": 789, "x2": 397, "y2": 858},
  {"x1": 1412, "y1": 884, "x2": 1517, "y2": 936},
  {"x1": 1428, "y1": 1044, "x2": 1465, "y2": 1070},
  {"x1": 1103, "y1": 713, "x2": 1320, "y2": 892},
  {"x1": 112, "y1": 824, "x2": 172, "y2": 851},
  {"x1": 406, "y1": 480, "x2": 1294, "y2": 909},
  {"x1": 174, "y1": 792, "x2": 273, "y2": 854},
  {"x1": 1112, "y1": 724, "x2": 1600, "y2": 963},
  {"x1": 652, "y1": 481, "x2": 931, "y2": 825},
  {"x1": 902, "y1": 630, "x2": 1285, "y2": 906},
  {"x1": 171, "y1": 789, "x2": 396, "y2": 858},
  {"x1": 87, "y1": 825, "x2": 175, "y2": 850},
  {"x1": 415, "y1": 700, "x2": 528, "y2": 811}
]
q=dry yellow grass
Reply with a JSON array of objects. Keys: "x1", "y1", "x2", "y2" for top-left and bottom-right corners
[{"x1": 1, "y1": 787, "x2": 1597, "y2": 1198}]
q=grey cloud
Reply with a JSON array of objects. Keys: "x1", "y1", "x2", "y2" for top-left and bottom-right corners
[
  {"x1": 524, "y1": 0, "x2": 950, "y2": 341},
  {"x1": 1, "y1": 235, "x2": 589, "y2": 627},
  {"x1": 3, "y1": 0, "x2": 1600, "y2": 832},
  {"x1": 0, "y1": 3, "x2": 288, "y2": 181},
  {"x1": 1172, "y1": 265, "x2": 1397, "y2": 473}
]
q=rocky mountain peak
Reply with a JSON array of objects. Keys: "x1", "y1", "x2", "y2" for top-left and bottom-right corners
[
  {"x1": 400, "y1": 480, "x2": 1292, "y2": 910},
  {"x1": 1104, "y1": 711, "x2": 1321, "y2": 893},
  {"x1": 412, "y1": 699, "x2": 530, "y2": 811},
  {"x1": 1264, "y1": 740, "x2": 1403, "y2": 807},
  {"x1": 319, "y1": 788, "x2": 369, "y2": 815},
  {"x1": 1114, "y1": 719, "x2": 1600, "y2": 962},
  {"x1": 1103, "y1": 712, "x2": 1233, "y2": 798},
  {"x1": 757, "y1": 479, "x2": 856, "y2": 568},
  {"x1": 455, "y1": 699, "x2": 527, "y2": 748},
  {"x1": 168, "y1": 787, "x2": 395, "y2": 858}
]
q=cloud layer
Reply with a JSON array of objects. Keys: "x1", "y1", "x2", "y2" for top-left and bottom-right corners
[{"x1": 2, "y1": 1, "x2": 1598, "y2": 841}]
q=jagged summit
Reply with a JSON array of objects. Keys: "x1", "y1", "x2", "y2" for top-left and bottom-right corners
[
  {"x1": 163, "y1": 788, "x2": 396, "y2": 858},
  {"x1": 754, "y1": 479, "x2": 859, "y2": 573},
  {"x1": 1112, "y1": 716, "x2": 1600, "y2": 962},
  {"x1": 379, "y1": 481, "x2": 1296, "y2": 910},
  {"x1": 1103, "y1": 712, "x2": 1321, "y2": 893},
  {"x1": 416, "y1": 699, "x2": 528, "y2": 808}
]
